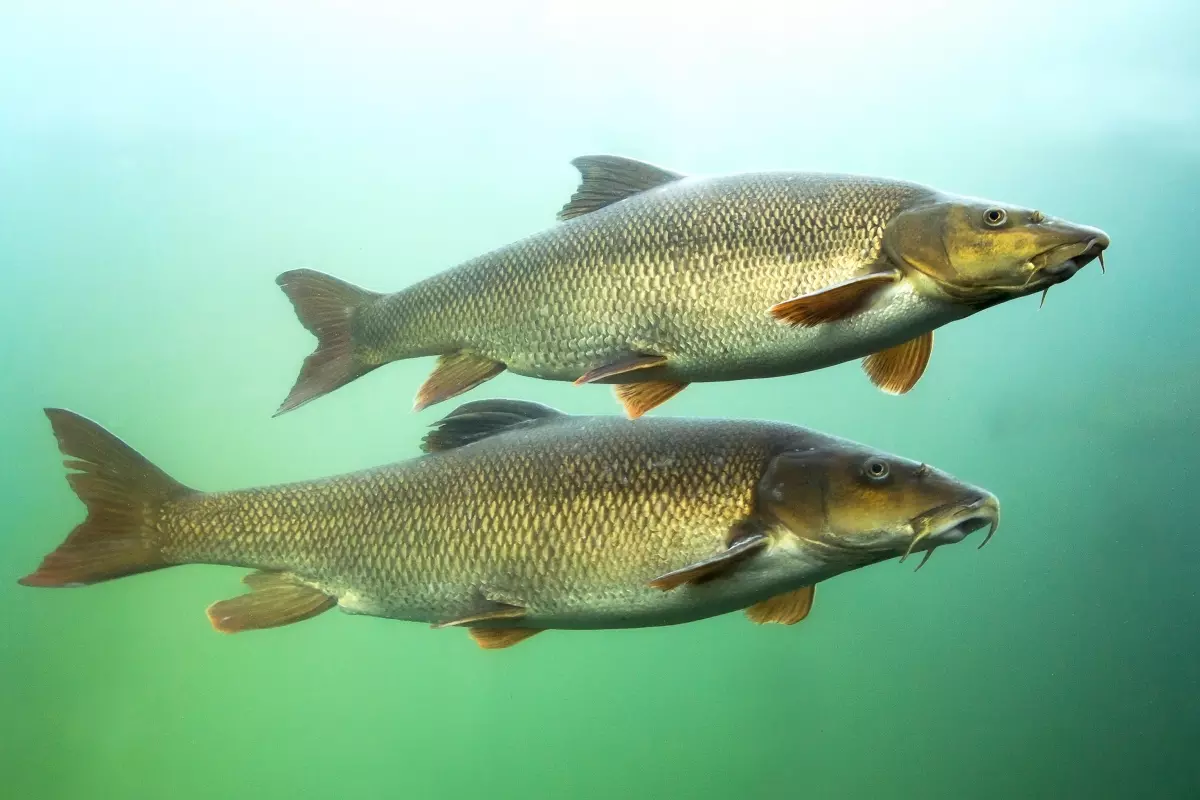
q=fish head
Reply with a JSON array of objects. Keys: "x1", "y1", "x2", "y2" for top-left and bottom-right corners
[
  {"x1": 758, "y1": 441, "x2": 1000, "y2": 566},
  {"x1": 883, "y1": 195, "x2": 1109, "y2": 307}
]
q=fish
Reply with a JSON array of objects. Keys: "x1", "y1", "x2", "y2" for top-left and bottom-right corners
[
  {"x1": 271, "y1": 155, "x2": 1110, "y2": 419},
  {"x1": 19, "y1": 399, "x2": 1000, "y2": 649}
]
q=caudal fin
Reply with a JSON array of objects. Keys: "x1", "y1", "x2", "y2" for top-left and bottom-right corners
[
  {"x1": 274, "y1": 269, "x2": 382, "y2": 416},
  {"x1": 20, "y1": 410, "x2": 196, "y2": 588}
]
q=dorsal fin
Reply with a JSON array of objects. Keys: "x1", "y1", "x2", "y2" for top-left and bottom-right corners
[
  {"x1": 558, "y1": 155, "x2": 685, "y2": 220},
  {"x1": 422, "y1": 399, "x2": 565, "y2": 453}
]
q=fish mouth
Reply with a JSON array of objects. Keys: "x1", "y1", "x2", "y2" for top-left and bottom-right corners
[
  {"x1": 900, "y1": 494, "x2": 1001, "y2": 570},
  {"x1": 1026, "y1": 233, "x2": 1110, "y2": 284},
  {"x1": 925, "y1": 231, "x2": 1110, "y2": 309},
  {"x1": 969, "y1": 233, "x2": 1111, "y2": 300}
]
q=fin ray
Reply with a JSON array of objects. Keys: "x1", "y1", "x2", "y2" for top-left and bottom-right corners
[
  {"x1": 770, "y1": 270, "x2": 900, "y2": 328},
  {"x1": 19, "y1": 410, "x2": 194, "y2": 588},
  {"x1": 862, "y1": 331, "x2": 933, "y2": 394},
  {"x1": 614, "y1": 380, "x2": 688, "y2": 419},
  {"x1": 574, "y1": 353, "x2": 668, "y2": 385},
  {"x1": 558, "y1": 155, "x2": 684, "y2": 221},
  {"x1": 433, "y1": 605, "x2": 527, "y2": 629},
  {"x1": 746, "y1": 585, "x2": 815, "y2": 625},
  {"x1": 468, "y1": 627, "x2": 542, "y2": 649},
  {"x1": 275, "y1": 269, "x2": 382, "y2": 415},
  {"x1": 649, "y1": 533, "x2": 769, "y2": 591},
  {"x1": 422, "y1": 399, "x2": 565, "y2": 453},
  {"x1": 206, "y1": 572, "x2": 335, "y2": 633},
  {"x1": 413, "y1": 352, "x2": 506, "y2": 412}
]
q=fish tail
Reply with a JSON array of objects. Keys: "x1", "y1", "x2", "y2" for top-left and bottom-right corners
[
  {"x1": 19, "y1": 410, "x2": 196, "y2": 588},
  {"x1": 274, "y1": 269, "x2": 383, "y2": 416}
]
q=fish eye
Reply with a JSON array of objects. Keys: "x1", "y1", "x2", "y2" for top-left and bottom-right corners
[
  {"x1": 983, "y1": 207, "x2": 1007, "y2": 227},
  {"x1": 863, "y1": 458, "x2": 890, "y2": 482}
]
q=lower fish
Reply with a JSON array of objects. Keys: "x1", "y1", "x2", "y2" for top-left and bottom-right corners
[{"x1": 20, "y1": 400, "x2": 1000, "y2": 649}]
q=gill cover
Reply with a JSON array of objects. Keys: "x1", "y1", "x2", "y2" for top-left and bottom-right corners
[{"x1": 757, "y1": 447, "x2": 900, "y2": 552}]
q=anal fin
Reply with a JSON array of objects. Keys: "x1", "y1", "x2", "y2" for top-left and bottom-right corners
[
  {"x1": 649, "y1": 533, "x2": 768, "y2": 591},
  {"x1": 770, "y1": 270, "x2": 900, "y2": 328},
  {"x1": 862, "y1": 331, "x2": 933, "y2": 394},
  {"x1": 615, "y1": 380, "x2": 688, "y2": 419},
  {"x1": 206, "y1": 571, "x2": 335, "y2": 634},
  {"x1": 469, "y1": 627, "x2": 542, "y2": 649},
  {"x1": 414, "y1": 352, "x2": 506, "y2": 412},
  {"x1": 746, "y1": 585, "x2": 815, "y2": 625}
]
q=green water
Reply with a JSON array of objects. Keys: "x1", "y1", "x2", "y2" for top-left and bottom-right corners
[{"x1": 3, "y1": 2, "x2": 1198, "y2": 797}]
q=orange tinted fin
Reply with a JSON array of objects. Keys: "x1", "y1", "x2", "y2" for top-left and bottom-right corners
[
  {"x1": 19, "y1": 409, "x2": 195, "y2": 589},
  {"x1": 275, "y1": 269, "x2": 383, "y2": 416},
  {"x1": 649, "y1": 533, "x2": 769, "y2": 591},
  {"x1": 558, "y1": 155, "x2": 684, "y2": 221},
  {"x1": 769, "y1": 270, "x2": 900, "y2": 328},
  {"x1": 745, "y1": 585, "x2": 815, "y2": 625},
  {"x1": 614, "y1": 380, "x2": 688, "y2": 419},
  {"x1": 862, "y1": 331, "x2": 933, "y2": 394},
  {"x1": 574, "y1": 353, "x2": 668, "y2": 385},
  {"x1": 206, "y1": 571, "x2": 335, "y2": 634},
  {"x1": 468, "y1": 627, "x2": 543, "y2": 649},
  {"x1": 413, "y1": 352, "x2": 506, "y2": 412}
]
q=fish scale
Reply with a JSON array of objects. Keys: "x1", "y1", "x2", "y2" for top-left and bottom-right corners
[
  {"x1": 272, "y1": 156, "x2": 1109, "y2": 418},
  {"x1": 23, "y1": 402, "x2": 1001, "y2": 642},
  {"x1": 159, "y1": 416, "x2": 781, "y2": 627},
  {"x1": 353, "y1": 172, "x2": 929, "y2": 380}
]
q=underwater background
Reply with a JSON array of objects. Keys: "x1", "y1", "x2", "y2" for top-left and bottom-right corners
[{"x1": 3, "y1": 1, "x2": 1198, "y2": 797}]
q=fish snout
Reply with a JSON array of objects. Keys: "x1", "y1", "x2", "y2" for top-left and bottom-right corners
[
  {"x1": 1064, "y1": 229, "x2": 1109, "y2": 271},
  {"x1": 900, "y1": 492, "x2": 1001, "y2": 569},
  {"x1": 1039, "y1": 224, "x2": 1110, "y2": 281},
  {"x1": 934, "y1": 493, "x2": 1000, "y2": 546}
]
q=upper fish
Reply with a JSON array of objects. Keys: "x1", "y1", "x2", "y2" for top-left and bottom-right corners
[{"x1": 272, "y1": 155, "x2": 1110, "y2": 418}]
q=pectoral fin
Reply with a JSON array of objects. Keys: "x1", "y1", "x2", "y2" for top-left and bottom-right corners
[
  {"x1": 469, "y1": 627, "x2": 543, "y2": 649},
  {"x1": 769, "y1": 270, "x2": 900, "y2": 328},
  {"x1": 614, "y1": 380, "x2": 688, "y2": 419},
  {"x1": 649, "y1": 533, "x2": 769, "y2": 591},
  {"x1": 206, "y1": 571, "x2": 336, "y2": 634},
  {"x1": 414, "y1": 352, "x2": 506, "y2": 412},
  {"x1": 745, "y1": 585, "x2": 815, "y2": 625},
  {"x1": 862, "y1": 331, "x2": 933, "y2": 394}
]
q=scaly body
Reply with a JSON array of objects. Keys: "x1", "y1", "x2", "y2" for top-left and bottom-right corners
[
  {"x1": 21, "y1": 400, "x2": 999, "y2": 648},
  {"x1": 354, "y1": 173, "x2": 956, "y2": 381},
  {"x1": 168, "y1": 415, "x2": 805, "y2": 628},
  {"x1": 273, "y1": 156, "x2": 1108, "y2": 418}
]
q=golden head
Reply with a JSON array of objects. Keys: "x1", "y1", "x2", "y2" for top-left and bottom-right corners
[
  {"x1": 883, "y1": 195, "x2": 1110, "y2": 308},
  {"x1": 757, "y1": 440, "x2": 1000, "y2": 569}
]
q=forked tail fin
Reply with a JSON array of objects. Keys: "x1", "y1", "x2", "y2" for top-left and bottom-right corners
[
  {"x1": 19, "y1": 410, "x2": 196, "y2": 588},
  {"x1": 274, "y1": 269, "x2": 383, "y2": 416}
]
